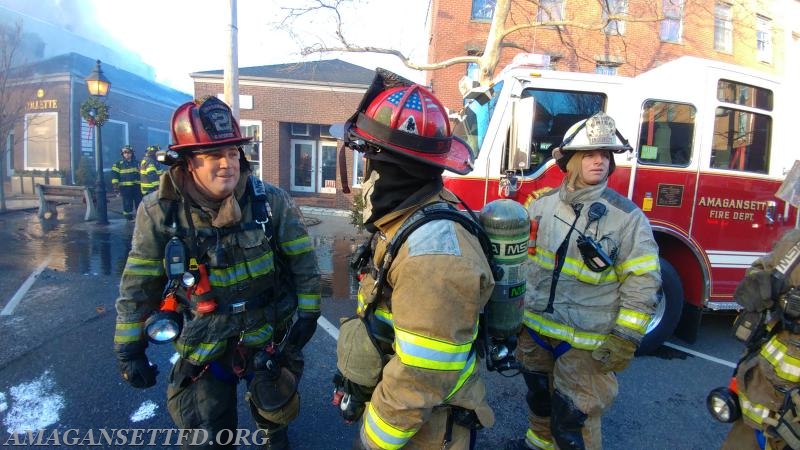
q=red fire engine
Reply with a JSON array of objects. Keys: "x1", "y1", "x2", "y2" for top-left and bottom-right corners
[{"x1": 446, "y1": 54, "x2": 797, "y2": 353}]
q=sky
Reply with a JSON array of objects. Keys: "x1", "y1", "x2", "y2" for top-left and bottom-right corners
[{"x1": 85, "y1": 0, "x2": 431, "y2": 94}]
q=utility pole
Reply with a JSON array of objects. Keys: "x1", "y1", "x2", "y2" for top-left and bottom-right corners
[{"x1": 224, "y1": 0, "x2": 240, "y2": 119}]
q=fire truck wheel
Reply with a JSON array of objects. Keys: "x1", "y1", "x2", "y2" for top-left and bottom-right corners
[{"x1": 636, "y1": 258, "x2": 684, "y2": 356}]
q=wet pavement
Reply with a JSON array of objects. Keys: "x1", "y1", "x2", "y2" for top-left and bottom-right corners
[
  {"x1": 0, "y1": 195, "x2": 367, "y2": 296},
  {"x1": 0, "y1": 195, "x2": 736, "y2": 449}
]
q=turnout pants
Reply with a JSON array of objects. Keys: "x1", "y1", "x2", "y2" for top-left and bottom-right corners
[
  {"x1": 355, "y1": 405, "x2": 475, "y2": 450},
  {"x1": 516, "y1": 330, "x2": 618, "y2": 450},
  {"x1": 119, "y1": 185, "x2": 142, "y2": 219},
  {"x1": 166, "y1": 341, "x2": 302, "y2": 450}
]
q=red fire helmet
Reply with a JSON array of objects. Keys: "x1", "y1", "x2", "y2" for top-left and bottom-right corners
[
  {"x1": 348, "y1": 83, "x2": 474, "y2": 175},
  {"x1": 169, "y1": 97, "x2": 252, "y2": 153}
]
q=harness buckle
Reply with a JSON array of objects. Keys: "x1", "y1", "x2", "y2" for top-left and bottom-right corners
[
  {"x1": 230, "y1": 301, "x2": 247, "y2": 314},
  {"x1": 255, "y1": 218, "x2": 267, "y2": 233}
]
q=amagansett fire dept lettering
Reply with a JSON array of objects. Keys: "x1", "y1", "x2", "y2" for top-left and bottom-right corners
[{"x1": 697, "y1": 196, "x2": 768, "y2": 222}]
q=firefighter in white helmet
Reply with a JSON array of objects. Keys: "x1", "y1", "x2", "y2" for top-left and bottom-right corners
[{"x1": 508, "y1": 112, "x2": 661, "y2": 450}]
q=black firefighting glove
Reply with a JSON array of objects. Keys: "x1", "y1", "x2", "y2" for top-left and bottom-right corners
[
  {"x1": 591, "y1": 333, "x2": 637, "y2": 373},
  {"x1": 285, "y1": 316, "x2": 319, "y2": 352},
  {"x1": 117, "y1": 353, "x2": 159, "y2": 389}
]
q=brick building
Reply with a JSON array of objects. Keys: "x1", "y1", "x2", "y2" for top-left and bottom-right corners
[
  {"x1": 426, "y1": 0, "x2": 799, "y2": 111},
  {"x1": 191, "y1": 59, "x2": 374, "y2": 210},
  {"x1": 5, "y1": 53, "x2": 190, "y2": 193}
]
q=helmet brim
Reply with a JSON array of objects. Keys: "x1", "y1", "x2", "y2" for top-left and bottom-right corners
[
  {"x1": 350, "y1": 125, "x2": 473, "y2": 175},
  {"x1": 561, "y1": 143, "x2": 630, "y2": 153},
  {"x1": 169, "y1": 136, "x2": 252, "y2": 153}
]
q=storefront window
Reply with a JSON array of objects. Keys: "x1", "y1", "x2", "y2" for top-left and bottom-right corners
[{"x1": 25, "y1": 112, "x2": 58, "y2": 170}]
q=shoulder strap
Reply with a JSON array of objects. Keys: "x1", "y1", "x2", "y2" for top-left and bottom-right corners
[{"x1": 369, "y1": 202, "x2": 500, "y2": 311}]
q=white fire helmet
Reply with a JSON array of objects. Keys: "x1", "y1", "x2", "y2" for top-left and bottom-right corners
[{"x1": 552, "y1": 112, "x2": 631, "y2": 172}]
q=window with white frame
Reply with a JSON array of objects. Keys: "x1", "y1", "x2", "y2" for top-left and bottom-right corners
[
  {"x1": 536, "y1": 0, "x2": 564, "y2": 24},
  {"x1": 319, "y1": 142, "x2": 338, "y2": 193},
  {"x1": 756, "y1": 15, "x2": 772, "y2": 63},
  {"x1": 25, "y1": 112, "x2": 58, "y2": 170},
  {"x1": 240, "y1": 121, "x2": 262, "y2": 179},
  {"x1": 660, "y1": 0, "x2": 683, "y2": 43},
  {"x1": 352, "y1": 151, "x2": 366, "y2": 187},
  {"x1": 290, "y1": 139, "x2": 315, "y2": 192},
  {"x1": 5, "y1": 130, "x2": 14, "y2": 177},
  {"x1": 603, "y1": 0, "x2": 627, "y2": 35},
  {"x1": 595, "y1": 64, "x2": 618, "y2": 75},
  {"x1": 714, "y1": 2, "x2": 733, "y2": 53},
  {"x1": 471, "y1": 0, "x2": 495, "y2": 20}
]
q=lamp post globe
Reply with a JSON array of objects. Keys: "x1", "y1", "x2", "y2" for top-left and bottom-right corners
[{"x1": 85, "y1": 60, "x2": 111, "y2": 225}]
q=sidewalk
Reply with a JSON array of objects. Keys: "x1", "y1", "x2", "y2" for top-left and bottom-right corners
[
  {"x1": 1, "y1": 195, "x2": 39, "y2": 212},
  {"x1": 0, "y1": 193, "x2": 363, "y2": 238}
]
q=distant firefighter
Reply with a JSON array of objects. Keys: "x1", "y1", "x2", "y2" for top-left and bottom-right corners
[{"x1": 139, "y1": 145, "x2": 163, "y2": 195}]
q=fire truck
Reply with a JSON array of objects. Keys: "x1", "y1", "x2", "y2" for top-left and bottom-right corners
[{"x1": 446, "y1": 54, "x2": 797, "y2": 353}]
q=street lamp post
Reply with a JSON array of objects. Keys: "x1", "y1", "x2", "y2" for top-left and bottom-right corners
[{"x1": 84, "y1": 60, "x2": 111, "y2": 225}]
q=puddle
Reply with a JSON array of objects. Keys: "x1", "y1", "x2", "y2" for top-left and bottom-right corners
[{"x1": 1, "y1": 206, "x2": 361, "y2": 300}]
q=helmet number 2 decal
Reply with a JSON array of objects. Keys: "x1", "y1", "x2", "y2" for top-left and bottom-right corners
[{"x1": 208, "y1": 111, "x2": 233, "y2": 134}]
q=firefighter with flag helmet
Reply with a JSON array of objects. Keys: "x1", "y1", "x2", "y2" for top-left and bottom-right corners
[
  {"x1": 708, "y1": 162, "x2": 800, "y2": 450},
  {"x1": 113, "y1": 96, "x2": 321, "y2": 450},
  {"x1": 508, "y1": 112, "x2": 660, "y2": 450},
  {"x1": 334, "y1": 69, "x2": 496, "y2": 449}
]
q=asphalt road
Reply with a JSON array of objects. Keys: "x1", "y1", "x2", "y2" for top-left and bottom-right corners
[{"x1": 0, "y1": 203, "x2": 740, "y2": 449}]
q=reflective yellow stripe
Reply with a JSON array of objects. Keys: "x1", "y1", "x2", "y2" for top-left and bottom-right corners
[
  {"x1": 241, "y1": 322, "x2": 276, "y2": 347},
  {"x1": 739, "y1": 390, "x2": 773, "y2": 426},
  {"x1": 526, "y1": 428, "x2": 554, "y2": 450},
  {"x1": 618, "y1": 254, "x2": 659, "y2": 277},
  {"x1": 529, "y1": 249, "x2": 618, "y2": 284},
  {"x1": 394, "y1": 326, "x2": 475, "y2": 371},
  {"x1": 531, "y1": 248, "x2": 555, "y2": 268},
  {"x1": 174, "y1": 340, "x2": 227, "y2": 365},
  {"x1": 363, "y1": 402, "x2": 417, "y2": 449},
  {"x1": 280, "y1": 235, "x2": 314, "y2": 256},
  {"x1": 123, "y1": 256, "x2": 164, "y2": 277},
  {"x1": 616, "y1": 308, "x2": 651, "y2": 335},
  {"x1": 209, "y1": 251, "x2": 274, "y2": 287},
  {"x1": 445, "y1": 351, "x2": 477, "y2": 400},
  {"x1": 114, "y1": 321, "x2": 144, "y2": 344},
  {"x1": 523, "y1": 311, "x2": 605, "y2": 350},
  {"x1": 560, "y1": 256, "x2": 619, "y2": 283},
  {"x1": 298, "y1": 293, "x2": 321, "y2": 312},
  {"x1": 761, "y1": 335, "x2": 800, "y2": 382}
]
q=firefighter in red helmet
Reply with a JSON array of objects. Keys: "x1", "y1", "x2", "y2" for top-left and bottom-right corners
[
  {"x1": 113, "y1": 96, "x2": 321, "y2": 450},
  {"x1": 334, "y1": 69, "x2": 496, "y2": 449}
]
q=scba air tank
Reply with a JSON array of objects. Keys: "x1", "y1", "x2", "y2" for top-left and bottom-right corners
[{"x1": 479, "y1": 199, "x2": 530, "y2": 339}]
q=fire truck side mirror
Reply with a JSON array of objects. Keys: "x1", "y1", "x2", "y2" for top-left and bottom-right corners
[{"x1": 508, "y1": 96, "x2": 534, "y2": 173}]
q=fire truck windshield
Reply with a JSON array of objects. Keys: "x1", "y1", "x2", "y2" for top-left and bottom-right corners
[{"x1": 452, "y1": 80, "x2": 504, "y2": 158}]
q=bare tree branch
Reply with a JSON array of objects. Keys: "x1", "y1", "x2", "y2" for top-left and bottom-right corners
[
  {"x1": 278, "y1": 0, "x2": 762, "y2": 88},
  {"x1": 0, "y1": 21, "x2": 39, "y2": 211}
]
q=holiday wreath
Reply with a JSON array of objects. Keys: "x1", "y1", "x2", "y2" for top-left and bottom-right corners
[{"x1": 80, "y1": 97, "x2": 109, "y2": 127}]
